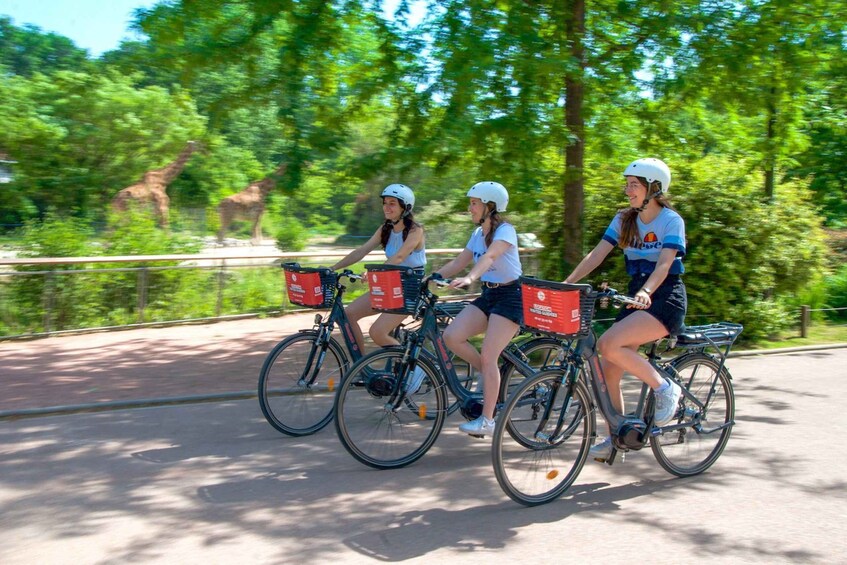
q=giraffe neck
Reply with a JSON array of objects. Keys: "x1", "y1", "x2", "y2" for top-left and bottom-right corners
[
  {"x1": 160, "y1": 143, "x2": 196, "y2": 184},
  {"x1": 259, "y1": 163, "x2": 287, "y2": 197}
]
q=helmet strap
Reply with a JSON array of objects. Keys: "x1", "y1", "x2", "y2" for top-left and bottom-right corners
[
  {"x1": 478, "y1": 205, "x2": 497, "y2": 226},
  {"x1": 635, "y1": 185, "x2": 661, "y2": 212}
]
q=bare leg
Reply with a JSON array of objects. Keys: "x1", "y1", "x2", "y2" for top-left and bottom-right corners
[
  {"x1": 344, "y1": 292, "x2": 378, "y2": 353},
  {"x1": 442, "y1": 305, "x2": 489, "y2": 373},
  {"x1": 478, "y1": 314, "x2": 519, "y2": 419},
  {"x1": 369, "y1": 312, "x2": 409, "y2": 347},
  {"x1": 598, "y1": 310, "x2": 668, "y2": 389},
  {"x1": 599, "y1": 353, "x2": 632, "y2": 435}
]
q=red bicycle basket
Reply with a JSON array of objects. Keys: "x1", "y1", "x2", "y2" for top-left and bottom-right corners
[
  {"x1": 282, "y1": 263, "x2": 336, "y2": 308},
  {"x1": 365, "y1": 264, "x2": 424, "y2": 314},
  {"x1": 520, "y1": 277, "x2": 594, "y2": 338}
]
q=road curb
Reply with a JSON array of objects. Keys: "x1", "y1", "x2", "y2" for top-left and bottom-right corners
[
  {"x1": 0, "y1": 391, "x2": 256, "y2": 421},
  {"x1": 729, "y1": 342, "x2": 847, "y2": 357},
  {"x1": 2, "y1": 342, "x2": 845, "y2": 421}
]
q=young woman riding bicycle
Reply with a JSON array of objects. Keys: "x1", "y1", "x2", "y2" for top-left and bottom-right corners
[
  {"x1": 564, "y1": 158, "x2": 686, "y2": 461},
  {"x1": 433, "y1": 181, "x2": 523, "y2": 437},
  {"x1": 329, "y1": 184, "x2": 427, "y2": 352}
]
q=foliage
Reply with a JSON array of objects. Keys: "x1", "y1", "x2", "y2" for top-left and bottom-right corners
[
  {"x1": 824, "y1": 264, "x2": 847, "y2": 321},
  {"x1": 0, "y1": 70, "x2": 207, "y2": 225},
  {"x1": 673, "y1": 156, "x2": 828, "y2": 340},
  {"x1": 274, "y1": 203, "x2": 308, "y2": 252},
  {"x1": 9, "y1": 212, "x2": 100, "y2": 333},
  {"x1": 0, "y1": 6, "x2": 845, "y2": 344},
  {"x1": 0, "y1": 16, "x2": 93, "y2": 76}
]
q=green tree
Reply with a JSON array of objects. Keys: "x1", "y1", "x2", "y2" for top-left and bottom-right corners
[
  {"x1": 0, "y1": 71, "x2": 206, "y2": 225},
  {"x1": 0, "y1": 17, "x2": 92, "y2": 76},
  {"x1": 660, "y1": 0, "x2": 847, "y2": 200}
]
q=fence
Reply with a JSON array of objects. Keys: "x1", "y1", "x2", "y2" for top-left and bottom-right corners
[{"x1": 0, "y1": 248, "x2": 541, "y2": 340}]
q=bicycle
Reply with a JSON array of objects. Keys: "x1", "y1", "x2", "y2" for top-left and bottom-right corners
[
  {"x1": 492, "y1": 277, "x2": 743, "y2": 506},
  {"x1": 332, "y1": 267, "x2": 568, "y2": 470},
  {"x1": 258, "y1": 262, "x2": 467, "y2": 436}
]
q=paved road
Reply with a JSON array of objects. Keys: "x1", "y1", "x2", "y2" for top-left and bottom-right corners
[{"x1": 1, "y1": 348, "x2": 846, "y2": 564}]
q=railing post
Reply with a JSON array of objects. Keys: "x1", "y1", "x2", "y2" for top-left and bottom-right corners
[
  {"x1": 800, "y1": 305, "x2": 810, "y2": 338},
  {"x1": 137, "y1": 267, "x2": 148, "y2": 323},
  {"x1": 42, "y1": 271, "x2": 55, "y2": 334},
  {"x1": 216, "y1": 260, "x2": 226, "y2": 317}
]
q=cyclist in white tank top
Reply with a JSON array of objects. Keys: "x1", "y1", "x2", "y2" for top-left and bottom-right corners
[
  {"x1": 330, "y1": 184, "x2": 426, "y2": 353},
  {"x1": 433, "y1": 181, "x2": 523, "y2": 437}
]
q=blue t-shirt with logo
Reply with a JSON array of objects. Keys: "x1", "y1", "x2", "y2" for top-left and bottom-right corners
[{"x1": 602, "y1": 207, "x2": 686, "y2": 276}]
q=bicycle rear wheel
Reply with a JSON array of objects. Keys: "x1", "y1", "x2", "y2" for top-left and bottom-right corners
[
  {"x1": 334, "y1": 348, "x2": 447, "y2": 469},
  {"x1": 258, "y1": 332, "x2": 346, "y2": 436},
  {"x1": 651, "y1": 353, "x2": 735, "y2": 477},
  {"x1": 492, "y1": 369, "x2": 594, "y2": 506}
]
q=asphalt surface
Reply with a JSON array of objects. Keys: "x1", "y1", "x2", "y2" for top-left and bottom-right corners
[{"x1": 1, "y1": 318, "x2": 846, "y2": 563}]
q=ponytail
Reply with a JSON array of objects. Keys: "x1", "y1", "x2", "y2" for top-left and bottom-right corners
[{"x1": 484, "y1": 203, "x2": 503, "y2": 248}]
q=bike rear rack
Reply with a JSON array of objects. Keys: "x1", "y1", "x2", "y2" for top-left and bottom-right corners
[{"x1": 668, "y1": 322, "x2": 744, "y2": 382}]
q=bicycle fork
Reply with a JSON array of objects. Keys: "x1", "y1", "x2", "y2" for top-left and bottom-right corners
[{"x1": 299, "y1": 329, "x2": 331, "y2": 389}]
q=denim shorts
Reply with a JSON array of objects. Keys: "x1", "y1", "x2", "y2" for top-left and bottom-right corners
[
  {"x1": 616, "y1": 274, "x2": 687, "y2": 336},
  {"x1": 470, "y1": 283, "x2": 523, "y2": 325}
]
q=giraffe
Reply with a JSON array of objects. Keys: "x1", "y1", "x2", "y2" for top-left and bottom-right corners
[
  {"x1": 111, "y1": 141, "x2": 199, "y2": 227},
  {"x1": 217, "y1": 162, "x2": 288, "y2": 245}
]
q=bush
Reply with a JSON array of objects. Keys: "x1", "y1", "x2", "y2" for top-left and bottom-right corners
[
  {"x1": 8, "y1": 211, "x2": 102, "y2": 333},
  {"x1": 276, "y1": 216, "x2": 307, "y2": 251},
  {"x1": 539, "y1": 155, "x2": 829, "y2": 342},
  {"x1": 825, "y1": 263, "x2": 847, "y2": 321}
]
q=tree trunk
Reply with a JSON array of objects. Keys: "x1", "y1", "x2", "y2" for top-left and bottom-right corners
[
  {"x1": 563, "y1": 0, "x2": 586, "y2": 270},
  {"x1": 764, "y1": 96, "x2": 776, "y2": 201}
]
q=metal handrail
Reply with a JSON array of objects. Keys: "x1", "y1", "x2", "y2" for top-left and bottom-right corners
[{"x1": 0, "y1": 248, "x2": 541, "y2": 340}]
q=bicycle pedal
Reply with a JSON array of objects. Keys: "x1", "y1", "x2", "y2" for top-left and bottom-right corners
[{"x1": 469, "y1": 433, "x2": 486, "y2": 439}]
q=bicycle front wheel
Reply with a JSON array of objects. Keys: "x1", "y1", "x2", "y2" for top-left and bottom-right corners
[
  {"x1": 492, "y1": 369, "x2": 594, "y2": 506},
  {"x1": 334, "y1": 347, "x2": 447, "y2": 469},
  {"x1": 258, "y1": 331, "x2": 347, "y2": 436},
  {"x1": 499, "y1": 336, "x2": 567, "y2": 402},
  {"x1": 651, "y1": 353, "x2": 735, "y2": 477}
]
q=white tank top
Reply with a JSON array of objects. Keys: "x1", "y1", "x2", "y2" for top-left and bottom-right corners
[{"x1": 385, "y1": 229, "x2": 426, "y2": 269}]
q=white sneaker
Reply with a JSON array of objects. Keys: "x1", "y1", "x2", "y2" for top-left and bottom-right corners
[
  {"x1": 459, "y1": 415, "x2": 495, "y2": 437},
  {"x1": 589, "y1": 436, "x2": 613, "y2": 461},
  {"x1": 653, "y1": 379, "x2": 682, "y2": 426},
  {"x1": 405, "y1": 366, "x2": 426, "y2": 394}
]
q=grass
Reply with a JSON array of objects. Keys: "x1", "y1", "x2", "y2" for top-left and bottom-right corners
[{"x1": 740, "y1": 322, "x2": 847, "y2": 351}]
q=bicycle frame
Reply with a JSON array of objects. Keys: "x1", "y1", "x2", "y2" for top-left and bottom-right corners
[
  {"x1": 399, "y1": 281, "x2": 556, "y2": 416},
  {"x1": 553, "y1": 303, "x2": 741, "y2": 457},
  {"x1": 294, "y1": 274, "x2": 364, "y2": 389}
]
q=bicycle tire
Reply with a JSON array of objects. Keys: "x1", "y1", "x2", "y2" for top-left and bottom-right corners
[
  {"x1": 492, "y1": 369, "x2": 594, "y2": 506},
  {"x1": 258, "y1": 331, "x2": 347, "y2": 437},
  {"x1": 498, "y1": 336, "x2": 567, "y2": 402},
  {"x1": 334, "y1": 347, "x2": 447, "y2": 469},
  {"x1": 650, "y1": 352, "x2": 735, "y2": 477}
]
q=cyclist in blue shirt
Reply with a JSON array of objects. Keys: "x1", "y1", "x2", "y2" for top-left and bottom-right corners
[{"x1": 564, "y1": 158, "x2": 686, "y2": 460}]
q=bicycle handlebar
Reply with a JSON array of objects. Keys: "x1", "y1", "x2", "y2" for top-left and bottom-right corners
[
  {"x1": 339, "y1": 269, "x2": 364, "y2": 283},
  {"x1": 424, "y1": 273, "x2": 453, "y2": 288},
  {"x1": 589, "y1": 285, "x2": 641, "y2": 308}
]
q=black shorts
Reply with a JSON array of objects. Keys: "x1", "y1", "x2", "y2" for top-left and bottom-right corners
[
  {"x1": 470, "y1": 283, "x2": 523, "y2": 325},
  {"x1": 616, "y1": 274, "x2": 687, "y2": 337}
]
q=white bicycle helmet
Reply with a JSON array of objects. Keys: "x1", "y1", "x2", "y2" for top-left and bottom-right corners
[
  {"x1": 466, "y1": 181, "x2": 509, "y2": 212},
  {"x1": 622, "y1": 158, "x2": 671, "y2": 194},
  {"x1": 381, "y1": 183, "x2": 415, "y2": 212}
]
